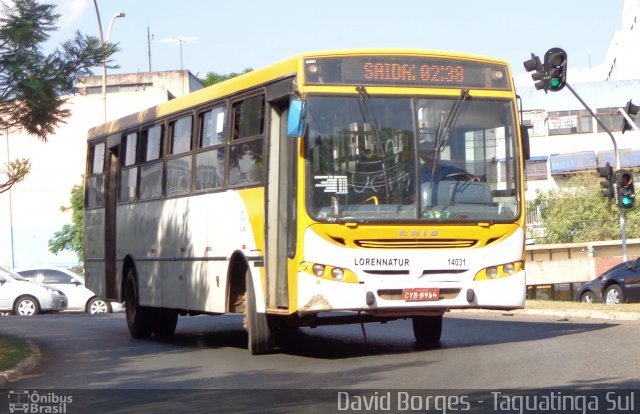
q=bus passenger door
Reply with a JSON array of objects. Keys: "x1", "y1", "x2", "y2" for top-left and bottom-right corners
[
  {"x1": 265, "y1": 92, "x2": 295, "y2": 310},
  {"x1": 104, "y1": 135, "x2": 119, "y2": 300}
]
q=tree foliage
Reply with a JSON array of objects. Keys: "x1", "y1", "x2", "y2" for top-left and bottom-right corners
[
  {"x1": 0, "y1": 158, "x2": 30, "y2": 194},
  {"x1": 199, "y1": 68, "x2": 252, "y2": 87},
  {"x1": 48, "y1": 182, "x2": 84, "y2": 261},
  {"x1": 531, "y1": 173, "x2": 640, "y2": 244},
  {"x1": 0, "y1": 0, "x2": 117, "y2": 192}
]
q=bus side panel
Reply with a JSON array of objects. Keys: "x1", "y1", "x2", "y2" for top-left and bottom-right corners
[
  {"x1": 85, "y1": 208, "x2": 109, "y2": 299},
  {"x1": 115, "y1": 190, "x2": 263, "y2": 314},
  {"x1": 117, "y1": 201, "x2": 163, "y2": 307}
]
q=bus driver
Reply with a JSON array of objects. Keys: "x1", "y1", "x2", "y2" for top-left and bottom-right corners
[{"x1": 419, "y1": 140, "x2": 470, "y2": 182}]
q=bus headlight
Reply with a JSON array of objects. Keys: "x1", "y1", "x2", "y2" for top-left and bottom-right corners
[
  {"x1": 312, "y1": 264, "x2": 325, "y2": 277},
  {"x1": 486, "y1": 267, "x2": 498, "y2": 279},
  {"x1": 331, "y1": 267, "x2": 344, "y2": 281},
  {"x1": 299, "y1": 262, "x2": 359, "y2": 283},
  {"x1": 503, "y1": 262, "x2": 515, "y2": 275},
  {"x1": 474, "y1": 261, "x2": 523, "y2": 281}
]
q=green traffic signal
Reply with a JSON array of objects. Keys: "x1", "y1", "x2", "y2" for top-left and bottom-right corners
[
  {"x1": 543, "y1": 48, "x2": 567, "y2": 92},
  {"x1": 615, "y1": 169, "x2": 635, "y2": 208}
]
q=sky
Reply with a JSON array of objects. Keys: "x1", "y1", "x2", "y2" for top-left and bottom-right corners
[{"x1": 44, "y1": 0, "x2": 626, "y2": 87}]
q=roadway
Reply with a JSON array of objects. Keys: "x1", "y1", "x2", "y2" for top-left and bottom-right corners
[{"x1": 1, "y1": 311, "x2": 639, "y2": 412}]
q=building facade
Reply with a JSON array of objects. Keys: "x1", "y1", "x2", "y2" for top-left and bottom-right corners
[{"x1": 0, "y1": 70, "x2": 202, "y2": 268}]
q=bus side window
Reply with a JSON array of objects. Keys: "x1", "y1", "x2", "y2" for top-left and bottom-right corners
[
  {"x1": 86, "y1": 142, "x2": 105, "y2": 208},
  {"x1": 166, "y1": 115, "x2": 193, "y2": 196},
  {"x1": 119, "y1": 132, "x2": 138, "y2": 203},
  {"x1": 196, "y1": 105, "x2": 227, "y2": 190},
  {"x1": 139, "y1": 124, "x2": 164, "y2": 200},
  {"x1": 228, "y1": 95, "x2": 265, "y2": 186}
]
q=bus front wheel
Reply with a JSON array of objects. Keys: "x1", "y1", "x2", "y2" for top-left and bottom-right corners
[
  {"x1": 125, "y1": 270, "x2": 153, "y2": 338},
  {"x1": 412, "y1": 315, "x2": 443, "y2": 344},
  {"x1": 244, "y1": 270, "x2": 276, "y2": 355}
]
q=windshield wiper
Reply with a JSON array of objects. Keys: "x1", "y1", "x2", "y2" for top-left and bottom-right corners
[
  {"x1": 356, "y1": 86, "x2": 392, "y2": 201},
  {"x1": 434, "y1": 89, "x2": 470, "y2": 156}
]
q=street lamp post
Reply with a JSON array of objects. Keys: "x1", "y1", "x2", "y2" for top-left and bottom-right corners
[{"x1": 92, "y1": 1, "x2": 125, "y2": 122}]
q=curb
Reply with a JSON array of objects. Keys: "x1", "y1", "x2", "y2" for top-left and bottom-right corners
[
  {"x1": 452, "y1": 308, "x2": 640, "y2": 321},
  {"x1": 0, "y1": 339, "x2": 41, "y2": 386}
]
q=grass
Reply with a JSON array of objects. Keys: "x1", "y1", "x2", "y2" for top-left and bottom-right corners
[
  {"x1": 0, "y1": 335, "x2": 31, "y2": 371},
  {"x1": 526, "y1": 300, "x2": 640, "y2": 312}
]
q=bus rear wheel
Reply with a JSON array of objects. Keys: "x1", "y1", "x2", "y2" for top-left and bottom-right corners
[
  {"x1": 244, "y1": 270, "x2": 276, "y2": 355},
  {"x1": 412, "y1": 315, "x2": 443, "y2": 344},
  {"x1": 125, "y1": 270, "x2": 153, "y2": 338},
  {"x1": 152, "y1": 309, "x2": 179, "y2": 338}
]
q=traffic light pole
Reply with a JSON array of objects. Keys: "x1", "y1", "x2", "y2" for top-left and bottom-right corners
[{"x1": 564, "y1": 83, "x2": 628, "y2": 261}]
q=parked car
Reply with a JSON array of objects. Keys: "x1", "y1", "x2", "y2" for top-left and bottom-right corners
[
  {"x1": 601, "y1": 258, "x2": 640, "y2": 304},
  {"x1": 14, "y1": 267, "x2": 123, "y2": 314},
  {"x1": 575, "y1": 258, "x2": 640, "y2": 304},
  {"x1": 0, "y1": 265, "x2": 68, "y2": 316},
  {"x1": 574, "y1": 276, "x2": 604, "y2": 303}
]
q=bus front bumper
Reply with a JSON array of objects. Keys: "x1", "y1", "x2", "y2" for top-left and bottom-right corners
[{"x1": 296, "y1": 270, "x2": 526, "y2": 316}]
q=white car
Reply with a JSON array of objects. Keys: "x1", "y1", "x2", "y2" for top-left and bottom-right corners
[
  {"x1": 0, "y1": 265, "x2": 68, "y2": 316},
  {"x1": 14, "y1": 267, "x2": 123, "y2": 314}
]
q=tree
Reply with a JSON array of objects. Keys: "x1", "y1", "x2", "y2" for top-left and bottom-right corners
[
  {"x1": 0, "y1": 0, "x2": 117, "y2": 192},
  {"x1": 531, "y1": 173, "x2": 640, "y2": 244},
  {"x1": 199, "y1": 68, "x2": 252, "y2": 87},
  {"x1": 48, "y1": 181, "x2": 84, "y2": 261}
]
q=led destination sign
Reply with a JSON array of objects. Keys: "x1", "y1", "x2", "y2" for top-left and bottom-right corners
[{"x1": 304, "y1": 56, "x2": 510, "y2": 89}]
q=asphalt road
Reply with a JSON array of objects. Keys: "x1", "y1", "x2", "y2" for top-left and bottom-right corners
[{"x1": 1, "y1": 311, "x2": 639, "y2": 412}]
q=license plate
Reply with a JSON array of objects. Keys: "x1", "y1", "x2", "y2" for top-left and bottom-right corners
[{"x1": 402, "y1": 287, "x2": 440, "y2": 301}]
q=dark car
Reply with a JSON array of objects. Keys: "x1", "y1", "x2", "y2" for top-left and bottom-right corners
[
  {"x1": 575, "y1": 258, "x2": 640, "y2": 304},
  {"x1": 575, "y1": 276, "x2": 603, "y2": 303}
]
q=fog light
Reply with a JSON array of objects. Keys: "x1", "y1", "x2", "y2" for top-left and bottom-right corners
[
  {"x1": 466, "y1": 289, "x2": 476, "y2": 303},
  {"x1": 331, "y1": 267, "x2": 344, "y2": 281},
  {"x1": 503, "y1": 263, "x2": 515, "y2": 275},
  {"x1": 312, "y1": 264, "x2": 325, "y2": 277},
  {"x1": 486, "y1": 266, "x2": 498, "y2": 279},
  {"x1": 366, "y1": 291, "x2": 375, "y2": 306}
]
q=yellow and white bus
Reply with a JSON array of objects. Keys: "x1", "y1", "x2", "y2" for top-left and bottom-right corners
[{"x1": 84, "y1": 49, "x2": 528, "y2": 354}]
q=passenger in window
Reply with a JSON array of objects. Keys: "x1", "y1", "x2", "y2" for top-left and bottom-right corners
[{"x1": 229, "y1": 144, "x2": 263, "y2": 184}]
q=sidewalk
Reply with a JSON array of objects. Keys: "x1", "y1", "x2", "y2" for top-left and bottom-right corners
[{"x1": 453, "y1": 306, "x2": 640, "y2": 321}]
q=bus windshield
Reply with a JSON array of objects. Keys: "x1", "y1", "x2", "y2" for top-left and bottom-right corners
[{"x1": 305, "y1": 95, "x2": 520, "y2": 223}]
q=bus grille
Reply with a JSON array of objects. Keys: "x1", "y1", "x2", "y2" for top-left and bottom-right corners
[{"x1": 355, "y1": 239, "x2": 477, "y2": 249}]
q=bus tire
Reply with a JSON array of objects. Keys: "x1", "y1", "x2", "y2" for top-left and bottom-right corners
[
  {"x1": 245, "y1": 269, "x2": 276, "y2": 355},
  {"x1": 152, "y1": 309, "x2": 179, "y2": 338},
  {"x1": 412, "y1": 315, "x2": 443, "y2": 344},
  {"x1": 125, "y1": 269, "x2": 153, "y2": 338}
]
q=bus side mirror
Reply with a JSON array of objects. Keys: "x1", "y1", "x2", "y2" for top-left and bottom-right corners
[
  {"x1": 287, "y1": 99, "x2": 307, "y2": 138},
  {"x1": 520, "y1": 125, "x2": 530, "y2": 161}
]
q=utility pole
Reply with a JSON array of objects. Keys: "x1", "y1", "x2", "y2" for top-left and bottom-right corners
[{"x1": 147, "y1": 27, "x2": 154, "y2": 72}]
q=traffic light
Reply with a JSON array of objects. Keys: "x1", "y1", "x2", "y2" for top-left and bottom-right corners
[
  {"x1": 598, "y1": 163, "x2": 614, "y2": 200},
  {"x1": 543, "y1": 47, "x2": 567, "y2": 92},
  {"x1": 615, "y1": 169, "x2": 635, "y2": 208},
  {"x1": 524, "y1": 48, "x2": 568, "y2": 92},
  {"x1": 621, "y1": 99, "x2": 640, "y2": 134},
  {"x1": 523, "y1": 53, "x2": 545, "y2": 91}
]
